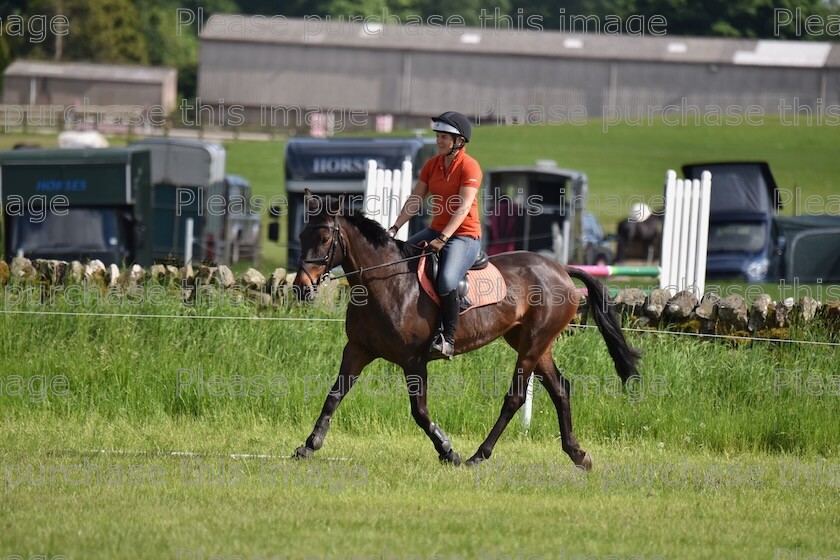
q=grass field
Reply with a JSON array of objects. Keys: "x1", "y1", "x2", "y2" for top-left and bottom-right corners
[
  {"x1": 0, "y1": 122, "x2": 838, "y2": 559},
  {"x1": 0, "y1": 292, "x2": 838, "y2": 559}
]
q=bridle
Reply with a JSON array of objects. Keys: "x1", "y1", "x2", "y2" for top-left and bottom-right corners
[
  {"x1": 296, "y1": 215, "x2": 429, "y2": 291},
  {"x1": 297, "y1": 217, "x2": 347, "y2": 290}
]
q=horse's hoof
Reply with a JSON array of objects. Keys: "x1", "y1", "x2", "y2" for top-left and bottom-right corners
[
  {"x1": 464, "y1": 454, "x2": 486, "y2": 467},
  {"x1": 294, "y1": 446, "x2": 314, "y2": 459},
  {"x1": 575, "y1": 451, "x2": 593, "y2": 472},
  {"x1": 439, "y1": 449, "x2": 461, "y2": 466}
]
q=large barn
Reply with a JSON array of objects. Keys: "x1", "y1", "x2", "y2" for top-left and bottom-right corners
[{"x1": 197, "y1": 15, "x2": 840, "y2": 129}]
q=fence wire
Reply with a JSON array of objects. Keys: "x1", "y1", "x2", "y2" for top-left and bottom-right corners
[{"x1": 0, "y1": 308, "x2": 837, "y2": 347}]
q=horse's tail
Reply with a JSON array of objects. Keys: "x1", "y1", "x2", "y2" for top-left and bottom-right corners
[{"x1": 566, "y1": 266, "x2": 641, "y2": 383}]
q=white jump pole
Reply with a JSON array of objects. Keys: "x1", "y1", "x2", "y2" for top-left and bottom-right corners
[
  {"x1": 398, "y1": 158, "x2": 412, "y2": 241},
  {"x1": 659, "y1": 169, "x2": 712, "y2": 296},
  {"x1": 521, "y1": 373, "x2": 535, "y2": 432},
  {"x1": 695, "y1": 171, "x2": 713, "y2": 296},
  {"x1": 660, "y1": 170, "x2": 677, "y2": 294},
  {"x1": 184, "y1": 218, "x2": 194, "y2": 266},
  {"x1": 364, "y1": 159, "x2": 378, "y2": 218}
]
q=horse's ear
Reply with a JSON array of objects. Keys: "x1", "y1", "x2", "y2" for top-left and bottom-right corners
[{"x1": 304, "y1": 188, "x2": 318, "y2": 210}]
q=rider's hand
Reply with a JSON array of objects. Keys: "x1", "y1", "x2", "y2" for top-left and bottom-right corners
[
  {"x1": 428, "y1": 236, "x2": 447, "y2": 253},
  {"x1": 387, "y1": 226, "x2": 398, "y2": 238}
]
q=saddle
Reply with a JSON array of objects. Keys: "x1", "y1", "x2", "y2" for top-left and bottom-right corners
[{"x1": 418, "y1": 250, "x2": 506, "y2": 314}]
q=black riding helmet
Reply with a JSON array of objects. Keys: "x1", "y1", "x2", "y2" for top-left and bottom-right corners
[{"x1": 431, "y1": 111, "x2": 471, "y2": 143}]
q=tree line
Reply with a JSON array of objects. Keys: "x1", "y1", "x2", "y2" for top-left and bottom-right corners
[{"x1": 0, "y1": 0, "x2": 837, "y2": 100}]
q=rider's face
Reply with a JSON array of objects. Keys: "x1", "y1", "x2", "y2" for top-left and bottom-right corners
[{"x1": 435, "y1": 132, "x2": 457, "y2": 154}]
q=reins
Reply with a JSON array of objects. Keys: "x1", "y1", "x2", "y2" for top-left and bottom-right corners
[
  {"x1": 326, "y1": 252, "x2": 426, "y2": 282},
  {"x1": 297, "y1": 216, "x2": 429, "y2": 286}
]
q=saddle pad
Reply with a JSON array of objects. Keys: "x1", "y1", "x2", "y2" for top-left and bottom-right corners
[{"x1": 418, "y1": 254, "x2": 507, "y2": 315}]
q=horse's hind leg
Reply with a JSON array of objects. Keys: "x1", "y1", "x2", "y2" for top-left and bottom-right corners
[
  {"x1": 464, "y1": 350, "x2": 536, "y2": 467},
  {"x1": 405, "y1": 362, "x2": 461, "y2": 465},
  {"x1": 534, "y1": 352, "x2": 591, "y2": 471},
  {"x1": 294, "y1": 342, "x2": 373, "y2": 459}
]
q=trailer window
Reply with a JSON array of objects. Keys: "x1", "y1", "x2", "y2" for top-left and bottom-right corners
[{"x1": 10, "y1": 208, "x2": 119, "y2": 254}]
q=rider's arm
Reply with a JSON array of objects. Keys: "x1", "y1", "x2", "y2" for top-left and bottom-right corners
[{"x1": 389, "y1": 180, "x2": 428, "y2": 233}]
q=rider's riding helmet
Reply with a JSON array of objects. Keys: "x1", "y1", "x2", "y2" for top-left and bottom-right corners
[{"x1": 431, "y1": 111, "x2": 472, "y2": 144}]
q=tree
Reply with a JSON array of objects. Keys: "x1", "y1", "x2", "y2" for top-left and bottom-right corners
[{"x1": 21, "y1": 0, "x2": 148, "y2": 63}]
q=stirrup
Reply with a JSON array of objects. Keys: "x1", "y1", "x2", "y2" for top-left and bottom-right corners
[{"x1": 429, "y1": 333, "x2": 455, "y2": 360}]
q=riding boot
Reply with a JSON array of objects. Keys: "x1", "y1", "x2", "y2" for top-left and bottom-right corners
[{"x1": 430, "y1": 291, "x2": 459, "y2": 360}]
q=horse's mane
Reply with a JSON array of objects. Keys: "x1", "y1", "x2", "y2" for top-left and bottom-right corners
[{"x1": 340, "y1": 211, "x2": 417, "y2": 259}]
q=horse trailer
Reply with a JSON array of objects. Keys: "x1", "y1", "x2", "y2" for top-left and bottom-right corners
[
  {"x1": 482, "y1": 163, "x2": 593, "y2": 265},
  {"x1": 0, "y1": 139, "x2": 260, "y2": 267},
  {"x1": 273, "y1": 137, "x2": 436, "y2": 265}
]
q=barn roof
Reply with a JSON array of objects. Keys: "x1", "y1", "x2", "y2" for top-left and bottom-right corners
[
  {"x1": 4, "y1": 60, "x2": 177, "y2": 83},
  {"x1": 199, "y1": 15, "x2": 839, "y2": 69}
]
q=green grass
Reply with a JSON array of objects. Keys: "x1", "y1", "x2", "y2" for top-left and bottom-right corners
[
  {"x1": 0, "y1": 293, "x2": 837, "y2": 454},
  {"x1": 1, "y1": 290, "x2": 838, "y2": 559},
  {"x1": 2, "y1": 427, "x2": 839, "y2": 560}
]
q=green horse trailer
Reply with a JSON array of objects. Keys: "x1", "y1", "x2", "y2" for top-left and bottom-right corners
[
  {"x1": 0, "y1": 147, "x2": 154, "y2": 265},
  {"x1": 0, "y1": 139, "x2": 260, "y2": 267}
]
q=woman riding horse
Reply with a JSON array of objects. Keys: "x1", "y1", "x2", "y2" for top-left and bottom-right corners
[
  {"x1": 387, "y1": 111, "x2": 481, "y2": 360},
  {"x1": 292, "y1": 188, "x2": 641, "y2": 469}
]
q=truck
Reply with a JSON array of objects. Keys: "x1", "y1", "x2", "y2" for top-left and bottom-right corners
[
  {"x1": 682, "y1": 161, "x2": 840, "y2": 282},
  {"x1": 0, "y1": 147, "x2": 154, "y2": 265},
  {"x1": 0, "y1": 138, "x2": 260, "y2": 266},
  {"x1": 131, "y1": 137, "x2": 261, "y2": 265}
]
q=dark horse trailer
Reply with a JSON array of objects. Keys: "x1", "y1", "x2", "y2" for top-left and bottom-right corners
[
  {"x1": 131, "y1": 137, "x2": 261, "y2": 265},
  {"x1": 483, "y1": 163, "x2": 590, "y2": 265},
  {"x1": 0, "y1": 147, "x2": 153, "y2": 265},
  {"x1": 274, "y1": 137, "x2": 436, "y2": 266},
  {"x1": 0, "y1": 139, "x2": 260, "y2": 267}
]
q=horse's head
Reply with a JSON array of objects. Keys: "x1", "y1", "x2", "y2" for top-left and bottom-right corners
[{"x1": 292, "y1": 189, "x2": 348, "y2": 301}]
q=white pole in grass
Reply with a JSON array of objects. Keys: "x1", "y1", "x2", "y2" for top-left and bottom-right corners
[
  {"x1": 660, "y1": 170, "x2": 678, "y2": 294},
  {"x1": 184, "y1": 218, "x2": 194, "y2": 266},
  {"x1": 521, "y1": 372, "x2": 535, "y2": 432}
]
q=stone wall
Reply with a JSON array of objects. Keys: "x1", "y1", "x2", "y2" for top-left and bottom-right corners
[{"x1": 3, "y1": 257, "x2": 838, "y2": 336}]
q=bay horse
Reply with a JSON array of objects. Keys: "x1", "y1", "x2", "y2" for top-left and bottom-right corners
[{"x1": 293, "y1": 191, "x2": 640, "y2": 469}]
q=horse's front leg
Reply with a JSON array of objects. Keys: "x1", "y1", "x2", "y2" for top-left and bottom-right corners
[
  {"x1": 405, "y1": 362, "x2": 461, "y2": 466},
  {"x1": 295, "y1": 342, "x2": 373, "y2": 459}
]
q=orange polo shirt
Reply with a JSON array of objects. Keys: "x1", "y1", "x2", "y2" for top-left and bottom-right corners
[{"x1": 419, "y1": 149, "x2": 483, "y2": 239}]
